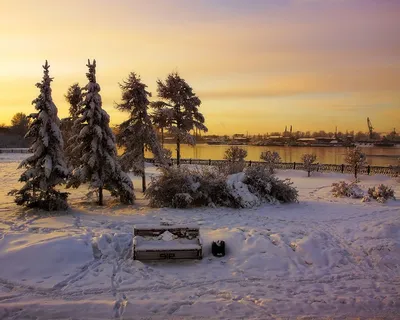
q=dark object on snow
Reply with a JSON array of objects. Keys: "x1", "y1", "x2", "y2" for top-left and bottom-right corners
[{"x1": 212, "y1": 240, "x2": 225, "y2": 257}]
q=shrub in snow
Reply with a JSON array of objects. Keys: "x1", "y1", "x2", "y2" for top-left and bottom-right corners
[
  {"x1": 151, "y1": 73, "x2": 208, "y2": 165},
  {"x1": 145, "y1": 166, "x2": 236, "y2": 208},
  {"x1": 115, "y1": 72, "x2": 167, "y2": 191},
  {"x1": 331, "y1": 181, "x2": 364, "y2": 199},
  {"x1": 367, "y1": 184, "x2": 395, "y2": 203},
  {"x1": 224, "y1": 146, "x2": 248, "y2": 162},
  {"x1": 243, "y1": 165, "x2": 298, "y2": 204},
  {"x1": 220, "y1": 146, "x2": 247, "y2": 174},
  {"x1": 345, "y1": 147, "x2": 367, "y2": 179},
  {"x1": 172, "y1": 193, "x2": 194, "y2": 208},
  {"x1": 260, "y1": 150, "x2": 281, "y2": 174},
  {"x1": 361, "y1": 195, "x2": 371, "y2": 202},
  {"x1": 9, "y1": 61, "x2": 69, "y2": 211},
  {"x1": 217, "y1": 161, "x2": 246, "y2": 175},
  {"x1": 67, "y1": 60, "x2": 134, "y2": 205},
  {"x1": 301, "y1": 153, "x2": 317, "y2": 177}
]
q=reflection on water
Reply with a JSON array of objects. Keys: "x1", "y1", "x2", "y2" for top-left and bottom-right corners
[{"x1": 144, "y1": 144, "x2": 399, "y2": 166}]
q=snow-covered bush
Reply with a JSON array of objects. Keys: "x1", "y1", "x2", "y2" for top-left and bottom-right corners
[
  {"x1": 220, "y1": 146, "x2": 247, "y2": 174},
  {"x1": 331, "y1": 181, "x2": 364, "y2": 198},
  {"x1": 145, "y1": 167, "x2": 236, "y2": 208},
  {"x1": 345, "y1": 147, "x2": 367, "y2": 179},
  {"x1": 243, "y1": 165, "x2": 298, "y2": 203},
  {"x1": 146, "y1": 165, "x2": 299, "y2": 208},
  {"x1": 217, "y1": 161, "x2": 246, "y2": 175},
  {"x1": 260, "y1": 150, "x2": 281, "y2": 173},
  {"x1": 367, "y1": 184, "x2": 396, "y2": 203},
  {"x1": 301, "y1": 153, "x2": 317, "y2": 177},
  {"x1": 9, "y1": 61, "x2": 69, "y2": 211}
]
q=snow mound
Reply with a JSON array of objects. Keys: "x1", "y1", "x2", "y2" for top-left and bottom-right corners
[
  {"x1": 226, "y1": 172, "x2": 260, "y2": 208},
  {"x1": 91, "y1": 233, "x2": 133, "y2": 259},
  {"x1": 0, "y1": 232, "x2": 93, "y2": 288}
]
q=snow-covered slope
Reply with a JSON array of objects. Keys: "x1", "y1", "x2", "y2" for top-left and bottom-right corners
[{"x1": 0, "y1": 156, "x2": 399, "y2": 319}]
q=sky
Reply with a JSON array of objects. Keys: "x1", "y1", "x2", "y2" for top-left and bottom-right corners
[{"x1": 0, "y1": 0, "x2": 399, "y2": 135}]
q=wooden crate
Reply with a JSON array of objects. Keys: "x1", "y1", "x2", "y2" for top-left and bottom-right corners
[{"x1": 133, "y1": 225, "x2": 202, "y2": 260}]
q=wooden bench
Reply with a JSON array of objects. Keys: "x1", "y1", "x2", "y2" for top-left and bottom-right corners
[{"x1": 133, "y1": 225, "x2": 202, "y2": 260}]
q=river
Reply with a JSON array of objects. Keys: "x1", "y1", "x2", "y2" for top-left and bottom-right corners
[{"x1": 145, "y1": 144, "x2": 399, "y2": 166}]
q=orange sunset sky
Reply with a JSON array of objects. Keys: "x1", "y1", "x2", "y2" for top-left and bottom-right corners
[{"x1": 0, "y1": 0, "x2": 399, "y2": 135}]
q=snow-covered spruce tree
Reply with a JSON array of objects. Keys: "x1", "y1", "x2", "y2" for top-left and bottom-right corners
[
  {"x1": 151, "y1": 72, "x2": 208, "y2": 165},
  {"x1": 9, "y1": 61, "x2": 69, "y2": 211},
  {"x1": 345, "y1": 146, "x2": 367, "y2": 179},
  {"x1": 61, "y1": 83, "x2": 83, "y2": 167},
  {"x1": 260, "y1": 150, "x2": 281, "y2": 174},
  {"x1": 115, "y1": 72, "x2": 167, "y2": 192},
  {"x1": 67, "y1": 60, "x2": 134, "y2": 205},
  {"x1": 301, "y1": 153, "x2": 317, "y2": 177}
]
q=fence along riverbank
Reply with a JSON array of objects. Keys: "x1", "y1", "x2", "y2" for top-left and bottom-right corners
[
  {"x1": 0, "y1": 149, "x2": 397, "y2": 177},
  {"x1": 146, "y1": 158, "x2": 399, "y2": 177}
]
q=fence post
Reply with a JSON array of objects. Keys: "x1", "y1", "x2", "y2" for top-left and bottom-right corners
[
  {"x1": 341, "y1": 164, "x2": 344, "y2": 173},
  {"x1": 209, "y1": 159, "x2": 211, "y2": 165},
  {"x1": 293, "y1": 162, "x2": 296, "y2": 170},
  {"x1": 367, "y1": 165, "x2": 370, "y2": 175}
]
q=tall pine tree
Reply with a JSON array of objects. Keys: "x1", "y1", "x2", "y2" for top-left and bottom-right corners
[
  {"x1": 152, "y1": 72, "x2": 208, "y2": 165},
  {"x1": 67, "y1": 60, "x2": 134, "y2": 205},
  {"x1": 61, "y1": 83, "x2": 83, "y2": 167},
  {"x1": 9, "y1": 61, "x2": 69, "y2": 210},
  {"x1": 115, "y1": 72, "x2": 167, "y2": 192}
]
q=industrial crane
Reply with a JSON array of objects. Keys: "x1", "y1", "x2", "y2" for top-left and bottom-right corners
[{"x1": 367, "y1": 117, "x2": 374, "y2": 139}]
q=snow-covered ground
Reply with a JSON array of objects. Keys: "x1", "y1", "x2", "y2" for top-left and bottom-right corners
[{"x1": 0, "y1": 153, "x2": 399, "y2": 319}]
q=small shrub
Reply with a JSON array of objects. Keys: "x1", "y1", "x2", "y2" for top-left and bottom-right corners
[
  {"x1": 331, "y1": 181, "x2": 364, "y2": 198},
  {"x1": 301, "y1": 153, "x2": 317, "y2": 177},
  {"x1": 224, "y1": 146, "x2": 247, "y2": 162},
  {"x1": 221, "y1": 146, "x2": 248, "y2": 174},
  {"x1": 345, "y1": 147, "x2": 367, "y2": 179},
  {"x1": 243, "y1": 165, "x2": 298, "y2": 203},
  {"x1": 260, "y1": 150, "x2": 281, "y2": 173},
  {"x1": 367, "y1": 184, "x2": 395, "y2": 203}
]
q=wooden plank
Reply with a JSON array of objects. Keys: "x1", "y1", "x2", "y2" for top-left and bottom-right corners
[{"x1": 134, "y1": 248, "x2": 202, "y2": 260}]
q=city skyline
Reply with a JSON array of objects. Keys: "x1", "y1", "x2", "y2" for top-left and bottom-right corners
[{"x1": 1, "y1": 0, "x2": 399, "y2": 134}]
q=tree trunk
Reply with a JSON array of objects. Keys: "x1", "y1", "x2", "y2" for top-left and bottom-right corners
[
  {"x1": 308, "y1": 170, "x2": 310, "y2": 177},
  {"x1": 161, "y1": 128, "x2": 164, "y2": 148},
  {"x1": 98, "y1": 187, "x2": 103, "y2": 206},
  {"x1": 141, "y1": 145, "x2": 146, "y2": 192},
  {"x1": 176, "y1": 136, "x2": 181, "y2": 166}
]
